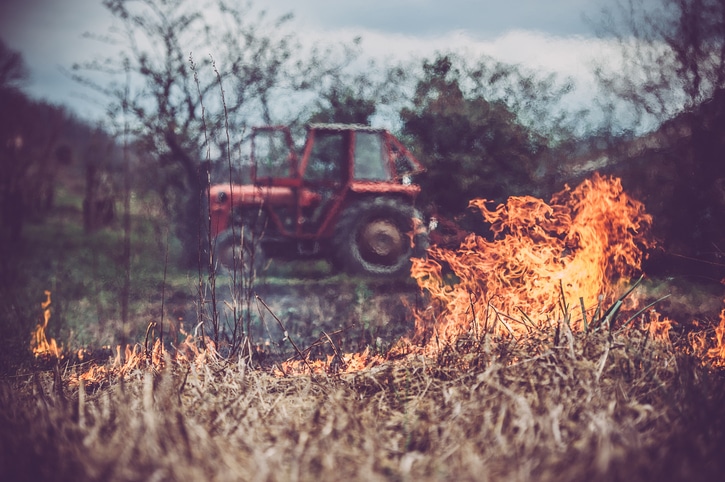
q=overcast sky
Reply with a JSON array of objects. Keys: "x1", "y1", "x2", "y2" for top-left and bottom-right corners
[{"x1": 0, "y1": 0, "x2": 612, "y2": 121}]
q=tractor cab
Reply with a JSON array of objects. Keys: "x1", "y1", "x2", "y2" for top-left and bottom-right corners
[{"x1": 247, "y1": 124, "x2": 424, "y2": 237}]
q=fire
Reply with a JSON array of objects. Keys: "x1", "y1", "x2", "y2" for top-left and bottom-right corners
[
  {"x1": 68, "y1": 340, "x2": 168, "y2": 389},
  {"x1": 30, "y1": 290, "x2": 62, "y2": 360},
  {"x1": 412, "y1": 174, "x2": 654, "y2": 343},
  {"x1": 275, "y1": 348, "x2": 385, "y2": 376},
  {"x1": 645, "y1": 310, "x2": 673, "y2": 344},
  {"x1": 26, "y1": 173, "x2": 725, "y2": 382},
  {"x1": 706, "y1": 308, "x2": 725, "y2": 366}
]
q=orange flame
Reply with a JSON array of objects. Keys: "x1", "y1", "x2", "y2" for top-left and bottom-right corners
[
  {"x1": 275, "y1": 348, "x2": 383, "y2": 376},
  {"x1": 412, "y1": 174, "x2": 654, "y2": 343},
  {"x1": 67, "y1": 324, "x2": 221, "y2": 388},
  {"x1": 30, "y1": 290, "x2": 62, "y2": 360},
  {"x1": 68, "y1": 340, "x2": 168, "y2": 389},
  {"x1": 645, "y1": 310, "x2": 673, "y2": 344},
  {"x1": 706, "y1": 308, "x2": 725, "y2": 366}
]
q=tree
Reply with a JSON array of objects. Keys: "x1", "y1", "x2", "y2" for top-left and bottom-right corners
[
  {"x1": 0, "y1": 38, "x2": 28, "y2": 89},
  {"x1": 74, "y1": 0, "x2": 370, "y2": 265},
  {"x1": 307, "y1": 84, "x2": 377, "y2": 125},
  {"x1": 594, "y1": 0, "x2": 725, "y2": 262},
  {"x1": 307, "y1": 54, "x2": 408, "y2": 126},
  {"x1": 0, "y1": 40, "x2": 69, "y2": 241},
  {"x1": 400, "y1": 54, "x2": 579, "y2": 221}
]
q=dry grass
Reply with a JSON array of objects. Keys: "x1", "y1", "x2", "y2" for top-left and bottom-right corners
[{"x1": 2, "y1": 325, "x2": 724, "y2": 481}]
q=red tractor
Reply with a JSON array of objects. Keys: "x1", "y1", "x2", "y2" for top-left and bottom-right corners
[{"x1": 207, "y1": 123, "x2": 430, "y2": 277}]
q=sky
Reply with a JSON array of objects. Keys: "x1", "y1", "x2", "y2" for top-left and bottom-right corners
[{"x1": 0, "y1": 0, "x2": 613, "y2": 121}]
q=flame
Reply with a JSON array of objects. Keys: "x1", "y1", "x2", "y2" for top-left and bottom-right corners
[
  {"x1": 68, "y1": 340, "x2": 168, "y2": 389},
  {"x1": 27, "y1": 172, "x2": 725, "y2": 382},
  {"x1": 645, "y1": 310, "x2": 673, "y2": 344},
  {"x1": 67, "y1": 325, "x2": 221, "y2": 388},
  {"x1": 412, "y1": 174, "x2": 654, "y2": 344},
  {"x1": 30, "y1": 290, "x2": 62, "y2": 360},
  {"x1": 705, "y1": 307, "x2": 725, "y2": 366},
  {"x1": 276, "y1": 348, "x2": 384, "y2": 376}
]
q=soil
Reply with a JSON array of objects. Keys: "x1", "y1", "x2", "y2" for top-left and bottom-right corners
[{"x1": 165, "y1": 274, "x2": 424, "y2": 360}]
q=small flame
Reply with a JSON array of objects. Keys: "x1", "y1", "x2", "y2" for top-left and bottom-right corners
[
  {"x1": 30, "y1": 290, "x2": 62, "y2": 360},
  {"x1": 68, "y1": 340, "x2": 167, "y2": 389},
  {"x1": 67, "y1": 324, "x2": 220, "y2": 388},
  {"x1": 645, "y1": 310, "x2": 673, "y2": 343},
  {"x1": 706, "y1": 308, "x2": 725, "y2": 366},
  {"x1": 276, "y1": 348, "x2": 384, "y2": 376}
]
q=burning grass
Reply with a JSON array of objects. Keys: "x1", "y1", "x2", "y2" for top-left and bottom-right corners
[
  {"x1": 3, "y1": 173, "x2": 725, "y2": 480},
  {"x1": 2, "y1": 327, "x2": 725, "y2": 481},
  {"x1": 411, "y1": 173, "x2": 655, "y2": 344}
]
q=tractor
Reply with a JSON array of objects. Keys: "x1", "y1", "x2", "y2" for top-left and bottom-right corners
[{"x1": 207, "y1": 123, "x2": 430, "y2": 277}]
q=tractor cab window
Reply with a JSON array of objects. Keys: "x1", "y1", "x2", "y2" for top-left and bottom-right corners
[
  {"x1": 253, "y1": 129, "x2": 293, "y2": 179},
  {"x1": 305, "y1": 131, "x2": 344, "y2": 183},
  {"x1": 354, "y1": 132, "x2": 390, "y2": 181}
]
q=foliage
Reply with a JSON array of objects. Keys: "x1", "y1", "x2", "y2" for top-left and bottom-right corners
[
  {"x1": 307, "y1": 83, "x2": 377, "y2": 125},
  {"x1": 594, "y1": 0, "x2": 725, "y2": 126},
  {"x1": 593, "y1": 0, "x2": 725, "y2": 260},
  {"x1": 0, "y1": 88, "x2": 64, "y2": 239},
  {"x1": 0, "y1": 38, "x2": 28, "y2": 89},
  {"x1": 401, "y1": 54, "x2": 581, "y2": 219},
  {"x1": 306, "y1": 55, "x2": 408, "y2": 126},
  {"x1": 0, "y1": 40, "x2": 64, "y2": 240},
  {"x1": 0, "y1": 40, "x2": 122, "y2": 243}
]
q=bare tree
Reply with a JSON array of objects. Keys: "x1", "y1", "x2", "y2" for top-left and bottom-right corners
[
  {"x1": 595, "y1": 0, "x2": 725, "y2": 123},
  {"x1": 73, "y1": 0, "x2": 370, "y2": 266},
  {"x1": 0, "y1": 38, "x2": 29, "y2": 90},
  {"x1": 594, "y1": 0, "x2": 725, "y2": 265}
]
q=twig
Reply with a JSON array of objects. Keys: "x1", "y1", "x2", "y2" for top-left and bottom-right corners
[
  {"x1": 322, "y1": 331, "x2": 347, "y2": 371},
  {"x1": 299, "y1": 325, "x2": 354, "y2": 357},
  {"x1": 159, "y1": 229, "x2": 169, "y2": 355},
  {"x1": 255, "y1": 295, "x2": 315, "y2": 374},
  {"x1": 595, "y1": 341, "x2": 611, "y2": 382},
  {"x1": 615, "y1": 294, "x2": 672, "y2": 334},
  {"x1": 143, "y1": 321, "x2": 156, "y2": 358}
]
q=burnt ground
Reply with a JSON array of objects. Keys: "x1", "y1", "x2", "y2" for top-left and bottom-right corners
[
  {"x1": 165, "y1": 270, "x2": 424, "y2": 361},
  {"x1": 164, "y1": 268, "x2": 725, "y2": 365}
]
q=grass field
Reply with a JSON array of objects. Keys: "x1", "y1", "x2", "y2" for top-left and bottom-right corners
[
  {"x1": 2, "y1": 327, "x2": 724, "y2": 481},
  {"x1": 2, "y1": 177, "x2": 725, "y2": 481}
]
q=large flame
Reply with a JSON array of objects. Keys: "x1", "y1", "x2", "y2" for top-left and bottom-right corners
[{"x1": 412, "y1": 174, "x2": 654, "y2": 343}]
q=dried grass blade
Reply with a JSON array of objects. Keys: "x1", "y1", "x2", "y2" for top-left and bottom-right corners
[{"x1": 615, "y1": 294, "x2": 672, "y2": 334}]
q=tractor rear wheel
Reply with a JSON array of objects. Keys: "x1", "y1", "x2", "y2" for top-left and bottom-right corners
[{"x1": 333, "y1": 198, "x2": 428, "y2": 277}]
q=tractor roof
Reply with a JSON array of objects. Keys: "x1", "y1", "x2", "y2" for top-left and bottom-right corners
[{"x1": 307, "y1": 123, "x2": 387, "y2": 133}]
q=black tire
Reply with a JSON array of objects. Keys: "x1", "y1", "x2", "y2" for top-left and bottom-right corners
[
  {"x1": 333, "y1": 197, "x2": 428, "y2": 277},
  {"x1": 213, "y1": 226, "x2": 264, "y2": 276}
]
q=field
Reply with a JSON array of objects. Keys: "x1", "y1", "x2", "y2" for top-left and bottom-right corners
[
  {"x1": 2, "y1": 176, "x2": 725, "y2": 481},
  {"x1": 2, "y1": 328, "x2": 725, "y2": 481}
]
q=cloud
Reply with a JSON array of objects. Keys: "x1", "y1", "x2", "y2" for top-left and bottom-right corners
[
  {"x1": 1, "y1": 0, "x2": 617, "y2": 123},
  {"x1": 299, "y1": 25, "x2": 615, "y2": 93},
  {"x1": 263, "y1": 0, "x2": 599, "y2": 38}
]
